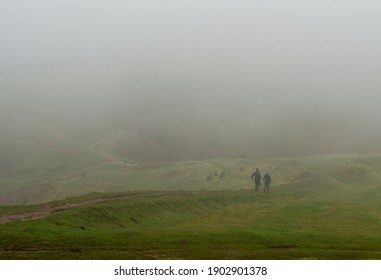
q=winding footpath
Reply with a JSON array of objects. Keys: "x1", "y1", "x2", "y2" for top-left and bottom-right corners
[
  {"x1": 0, "y1": 198, "x2": 105, "y2": 225},
  {"x1": 0, "y1": 191, "x2": 188, "y2": 225}
]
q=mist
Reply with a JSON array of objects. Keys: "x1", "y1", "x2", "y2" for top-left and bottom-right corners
[{"x1": 1, "y1": 0, "x2": 381, "y2": 161}]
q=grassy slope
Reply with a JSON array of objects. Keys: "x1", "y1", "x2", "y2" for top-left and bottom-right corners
[
  {"x1": 0, "y1": 102, "x2": 104, "y2": 204},
  {"x1": 0, "y1": 145, "x2": 294, "y2": 204},
  {"x1": 1, "y1": 153, "x2": 381, "y2": 259},
  {"x1": 2, "y1": 123, "x2": 299, "y2": 205},
  {"x1": 0, "y1": 129, "x2": 116, "y2": 205},
  {"x1": 0, "y1": 124, "x2": 322, "y2": 205}
]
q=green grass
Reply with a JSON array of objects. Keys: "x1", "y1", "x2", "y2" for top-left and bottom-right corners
[
  {"x1": 2, "y1": 152, "x2": 381, "y2": 259},
  {"x1": 2, "y1": 154, "x2": 381, "y2": 260}
]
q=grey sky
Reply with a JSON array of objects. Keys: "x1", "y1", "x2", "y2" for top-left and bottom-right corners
[{"x1": 1, "y1": 1, "x2": 381, "y2": 158}]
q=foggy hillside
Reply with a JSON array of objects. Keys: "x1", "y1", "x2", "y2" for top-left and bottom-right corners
[{"x1": 1, "y1": 1, "x2": 381, "y2": 162}]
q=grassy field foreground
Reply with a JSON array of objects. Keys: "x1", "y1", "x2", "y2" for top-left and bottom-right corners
[{"x1": 1, "y1": 153, "x2": 381, "y2": 259}]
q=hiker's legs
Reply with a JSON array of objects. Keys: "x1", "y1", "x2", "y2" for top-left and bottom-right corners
[{"x1": 255, "y1": 180, "x2": 260, "y2": 192}]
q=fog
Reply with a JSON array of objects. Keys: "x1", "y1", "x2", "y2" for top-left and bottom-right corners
[{"x1": 1, "y1": 1, "x2": 381, "y2": 161}]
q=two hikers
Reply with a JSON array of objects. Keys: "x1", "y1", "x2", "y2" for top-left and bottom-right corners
[{"x1": 251, "y1": 168, "x2": 272, "y2": 192}]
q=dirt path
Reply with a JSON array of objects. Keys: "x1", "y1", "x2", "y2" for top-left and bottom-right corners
[
  {"x1": 0, "y1": 198, "x2": 106, "y2": 225},
  {"x1": 0, "y1": 192, "x2": 187, "y2": 225}
]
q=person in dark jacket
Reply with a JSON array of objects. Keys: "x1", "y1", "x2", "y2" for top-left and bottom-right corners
[
  {"x1": 263, "y1": 170, "x2": 272, "y2": 193},
  {"x1": 251, "y1": 168, "x2": 261, "y2": 192}
]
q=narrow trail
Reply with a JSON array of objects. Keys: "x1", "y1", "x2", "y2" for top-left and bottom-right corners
[
  {"x1": 86, "y1": 130, "x2": 125, "y2": 164},
  {"x1": 0, "y1": 191, "x2": 187, "y2": 225},
  {"x1": 0, "y1": 198, "x2": 105, "y2": 225}
]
